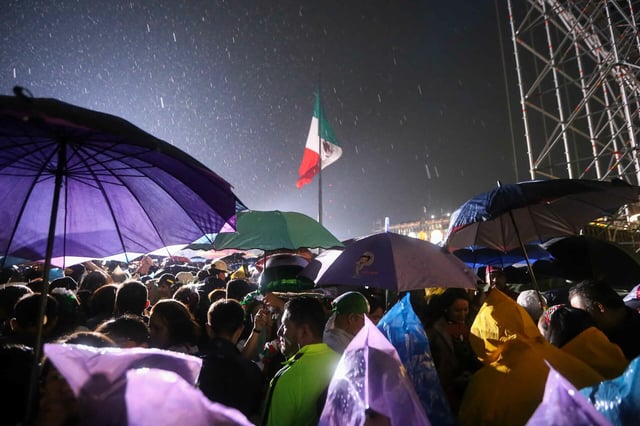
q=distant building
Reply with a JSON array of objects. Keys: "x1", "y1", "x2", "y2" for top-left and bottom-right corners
[
  {"x1": 373, "y1": 215, "x2": 450, "y2": 245},
  {"x1": 377, "y1": 212, "x2": 640, "y2": 251}
]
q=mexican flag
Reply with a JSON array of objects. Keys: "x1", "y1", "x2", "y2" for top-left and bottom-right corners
[{"x1": 296, "y1": 92, "x2": 342, "y2": 188}]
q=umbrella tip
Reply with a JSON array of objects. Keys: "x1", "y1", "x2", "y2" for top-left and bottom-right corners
[{"x1": 13, "y1": 86, "x2": 33, "y2": 99}]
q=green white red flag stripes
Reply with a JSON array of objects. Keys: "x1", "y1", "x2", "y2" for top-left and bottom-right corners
[{"x1": 296, "y1": 92, "x2": 342, "y2": 188}]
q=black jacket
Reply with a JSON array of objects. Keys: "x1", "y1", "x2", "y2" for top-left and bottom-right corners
[{"x1": 198, "y1": 337, "x2": 266, "y2": 418}]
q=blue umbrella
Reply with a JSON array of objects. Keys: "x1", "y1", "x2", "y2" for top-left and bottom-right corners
[
  {"x1": 444, "y1": 179, "x2": 639, "y2": 303},
  {"x1": 0, "y1": 88, "x2": 245, "y2": 421},
  {"x1": 453, "y1": 244, "x2": 553, "y2": 269},
  {"x1": 0, "y1": 90, "x2": 245, "y2": 266},
  {"x1": 444, "y1": 179, "x2": 639, "y2": 252}
]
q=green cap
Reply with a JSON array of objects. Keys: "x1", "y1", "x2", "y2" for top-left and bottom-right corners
[{"x1": 332, "y1": 291, "x2": 370, "y2": 314}]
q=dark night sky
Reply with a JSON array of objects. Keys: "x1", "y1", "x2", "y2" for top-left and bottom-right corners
[{"x1": 1, "y1": 0, "x2": 526, "y2": 240}]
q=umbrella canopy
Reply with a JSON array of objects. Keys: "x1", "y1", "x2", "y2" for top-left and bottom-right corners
[
  {"x1": 319, "y1": 317, "x2": 430, "y2": 426},
  {"x1": 444, "y1": 179, "x2": 640, "y2": 252},
  {"x1": 43, "y1": 343, "x2": 203, "y2": 425},
  {"x1": 545, "y1": 235, "x2": 640, "y2": 290},
  {"x1": 126, "y1": 369, "x2": 253, "y2": 426},
  {"x1": 213, "y1": 210, "x2": 343, "y2": 251},
  {"x1": 184, "y1": 232, "x2": 221, "y2": 250},
  {"x1": 310, "y1": 232, "x2": 478, "y2": 291},
  {"x1": 0, "y1": 90, "x2": 245, "y2": 267},
  {"x1": 453, "y1": 244, "x2": 553, "y2": 269}
]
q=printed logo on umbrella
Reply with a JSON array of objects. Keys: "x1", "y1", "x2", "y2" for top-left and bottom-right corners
[{"x1": 354, "y1": 251, "x2": 375, "y2": 277}]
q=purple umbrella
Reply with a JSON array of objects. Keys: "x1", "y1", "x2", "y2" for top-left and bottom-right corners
[
  {"x1": 309, "y1": 231, "x2": 477, "y2": 291},
  {"x1": 0, "y1": 88, "x2": 245, "y2": 419},
  {"x1": 0, "y1": 88, "x2": 245, "y2": 267}
]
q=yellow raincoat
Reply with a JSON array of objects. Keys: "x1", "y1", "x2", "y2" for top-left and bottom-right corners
[
  {"x1": 561, "y1": 326, "x2": 628, "y2": 380},
  {"x1": 458, "y1": 289, "x2": 604, "y2": 426}
]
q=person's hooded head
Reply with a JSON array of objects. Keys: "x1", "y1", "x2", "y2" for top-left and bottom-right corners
[
  {"x1": 517, "y1": 289, "x2": 547, "y2": 323},
  {"x1": 470, "y1": 289, "x2": 603, "y2": 386},
  {"x1": 470, "y1": 289, "x2": 542, "y2": 366},
  {"x1": 461, "y1": 289, "x2": 604, "y2": 426}
]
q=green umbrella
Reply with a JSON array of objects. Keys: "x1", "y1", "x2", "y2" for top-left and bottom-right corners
[{"x1": 213, "y1": 210, "x2": 344, "y2": 251}]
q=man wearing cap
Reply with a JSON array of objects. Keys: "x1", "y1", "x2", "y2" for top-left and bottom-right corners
[
  {"x1": 198, "y1": 260, "x2": 230, "y2": 306},
  {"x1": 156, "y1": 273, "x2": 177, "y2": 301},
  {"x1": 323, "y1": 291, "x2": 370, "y2": 353}
]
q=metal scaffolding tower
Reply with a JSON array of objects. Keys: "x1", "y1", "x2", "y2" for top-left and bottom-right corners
[
  {"x1": 506, "y1": 0, "x2": 640, "y2": 248},
  {"x1": 507, "y1": 0, "x2": 640, "y2": 185}
]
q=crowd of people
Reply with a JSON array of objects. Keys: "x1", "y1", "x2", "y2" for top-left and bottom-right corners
[{"x1": 1, "y1": 253, "x2": 640, "y2": 425}]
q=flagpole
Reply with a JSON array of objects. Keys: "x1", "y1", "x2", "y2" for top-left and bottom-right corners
[{"x1": 317, "y1": 76, "x2": 323, "y2": 225}]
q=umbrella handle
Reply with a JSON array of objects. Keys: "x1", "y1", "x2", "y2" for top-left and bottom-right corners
[
  {"x1": 25, "y1": 141, "x2": 67, "y2": 424},
  {"x1": 495, "y1": 180, "x2": 547, "y2": 310},
  {"x1": 507, "y1": 210, "x2": 548, "y2": 310}
]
